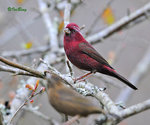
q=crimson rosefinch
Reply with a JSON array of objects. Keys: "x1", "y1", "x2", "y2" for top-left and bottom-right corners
[{"x1": 63, "y1": 23, "x2": 137, "y2": 90}]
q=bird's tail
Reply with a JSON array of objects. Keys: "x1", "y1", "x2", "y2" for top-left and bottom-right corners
[{"x1": 111, "y1": 71, "x2": 137, "y2": 90}]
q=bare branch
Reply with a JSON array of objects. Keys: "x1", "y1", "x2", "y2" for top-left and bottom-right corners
[
  {"x1": 64, "y1": 2, "x2": 74, "y2": 75},
  {"x1": 51, "y1": 56, "x2": 65, "y2": 66},
  {"x1": 66, "y1": 60, "x2": 74, "y2": 76},
  {"x1": 94, "y1": 91, "x2": 120, "y2": 115},
  {"x1": 87, "y1": 2, "x2": 150, "y2": 43},
  {"x1": 8, "y1": 0, "x2": 60, "y2": 124},
  {"x1": 86, "y1": 0, "x2": 115, "y2": 35},
  {"x1": 118, "y1": 99, "x2": 150, "y2": 120},
  {"x1": 1, "y1": 55, "x2": 150, "y2": 124},
  {"x1": 8, "y1": 87, "x2": 45, "y2": 124},
  {"x1": 1, "y1": 46, "x2": 50, "y2": 58},
  {"x1": 0, "y1": 56, "x2": 45, "y2": 78},
  {"x1": 37, "y1": 0, "x2": 58, "y2": 51},
  {"x1": 0, "y1": 19, "x2": 36, "y2": 47},
  {"x1": 0, "y1": 65, "x2": 38, "y2": 77},
  {"x1": 64, "y1": 2, "x2": 71, "y2": 27}
]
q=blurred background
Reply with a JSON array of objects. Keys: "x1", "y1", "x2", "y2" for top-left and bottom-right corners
[{"x1": 0, "y1": 0, "x2": 150, "y2": 125}]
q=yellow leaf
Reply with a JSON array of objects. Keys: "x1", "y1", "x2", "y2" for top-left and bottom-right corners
[
  {"x1": 58, "y1": 21, "x2": 64, "y2": 34},
  {"x1": 16, "y1": 0, "x2": 24, "y2": 4},
  {"x1": 23, "y1": 41, "x2": 33, "y2": 49},
  {"x1": 102, "y1": 7, "x2": 115, "y2": 25}
]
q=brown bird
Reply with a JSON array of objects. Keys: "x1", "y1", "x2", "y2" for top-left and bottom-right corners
[{"x1": 47, "y1": 75, "x2": 106, "y2": 125}]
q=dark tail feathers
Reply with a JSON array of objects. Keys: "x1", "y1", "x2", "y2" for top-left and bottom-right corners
[{"x1": 112, "y1": 71, "x2": 137, "y2": 90}]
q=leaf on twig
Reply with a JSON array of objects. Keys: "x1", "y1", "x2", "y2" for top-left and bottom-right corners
[
  {"x1": 25, "y1": 84, "x2": 35, "y2": 91},
  {"x1": 35, "y1": 80, "x2": 39, "y2": 90},
  {"x1": 25, "y1": 80, "x2": 40, "y2": 91},
  {"x1": 102, "y1": 6, "x2": 115, "y2": 25}
]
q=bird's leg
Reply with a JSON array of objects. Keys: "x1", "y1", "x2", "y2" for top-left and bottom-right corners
[
  {"x1": 74, "y1": 72, "x2": 93, "y2": 83},
  {"x1": 62, "y1": 115, "x2": 80, "y2": 125},
  {"x1": 61, "y1": 114, "x2": 68, "y2": 122},
  {"x1": 65, "y1": 115, "x2": 68, "y2": 121},
  {"x1": 74, "y1": 70, "x2": 96, "y2": 83}
]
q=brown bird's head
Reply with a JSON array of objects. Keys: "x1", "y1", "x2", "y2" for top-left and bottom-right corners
[{"x1": 47, "y1": 74, "x2": 64, "y2": 88}]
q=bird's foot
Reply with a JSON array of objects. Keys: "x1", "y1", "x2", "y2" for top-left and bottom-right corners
[
  {"x1": 74, "y1": 72, "x2": 93, "y2": 83},
  {"x1": 74, "y1": 78, "x2": 86, "y2": 84}
]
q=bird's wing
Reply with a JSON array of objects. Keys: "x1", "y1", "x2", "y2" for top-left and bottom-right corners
[
  {"x1": 58, "y1": 87, "x2": 97, "y2": 108},
  {"x1": 79, "y1": 42, "x2": 114, "y2": 69}
]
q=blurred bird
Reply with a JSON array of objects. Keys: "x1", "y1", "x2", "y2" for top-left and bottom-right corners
[
  {"x1": 63, "y1": 23, "x2": 137, "y2": 90},
  {"x1": 47, "y1": 75, "x2": 106, "y2": 125}
]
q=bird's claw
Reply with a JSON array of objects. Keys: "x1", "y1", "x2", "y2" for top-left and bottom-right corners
[{"x1": 73, "y1": 78, "x2": 87, "y2": 83}]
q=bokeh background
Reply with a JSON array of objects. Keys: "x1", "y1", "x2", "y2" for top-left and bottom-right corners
[{"x1": 0, "y1": 0, "x2": 150, "y2": 125}]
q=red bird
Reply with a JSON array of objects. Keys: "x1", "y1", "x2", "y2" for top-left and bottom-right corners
[{"x1": 63, "y1": 23, "x2": 137, "y2": 90}]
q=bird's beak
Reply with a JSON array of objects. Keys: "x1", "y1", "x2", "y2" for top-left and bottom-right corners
[{"x1": 64, "y1": 28, "x2": 71, "y2": 34}]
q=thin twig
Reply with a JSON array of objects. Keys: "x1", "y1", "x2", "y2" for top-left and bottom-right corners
[
  {"x1": 64, "y1": 2, "x2": 71, "y2": 27},
  {"x1": 87, "y1": 2, "x2": 150, "y2": 43},
  {"x1": 86, "y1": 0, "x2": 115, "y2": 35},
  {"x1": 1, "y1": 46, "x2": 50, "y2": 58},
  {"x1": 117, "y1": 99, "x2": 150, "y2": 122},
  {"x1": 94, "y1": 91, "x2": 119, "y2": 115},
  {"x1": 64, "y1": 2, "x2": 74, "y2": 75},
  {"x1": 66, "y1": 60, "x2": 74, "y2": 76},
  {"x1": 0, "y1": 56, "x2": 45, "y2": 78},
  {"x1": 37, "y1": 0, "x2": 58, "y2": 51},
  {"x1": 8, "y1": 89, "x2": 44, "y2": 124},
  {"x1": 0, "y1": 65, "x2": 39, "y2": 77},
  {"x1": 9, "y1": 0, "x2": 60, "y2": 123}
]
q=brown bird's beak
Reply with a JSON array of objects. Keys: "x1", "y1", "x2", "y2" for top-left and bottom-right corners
[{"x1": 64, "y1": 28, "x2": 71, "y2": 34}]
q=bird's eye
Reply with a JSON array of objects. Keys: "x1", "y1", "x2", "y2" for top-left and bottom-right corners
[{"x1": 70, "y1": 29, "x2": 76, "y2": 32}]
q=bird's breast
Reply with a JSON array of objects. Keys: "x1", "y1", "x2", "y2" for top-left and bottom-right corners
[{"x1": 64, "y1": 44, "x2": 100, "y2": 71}]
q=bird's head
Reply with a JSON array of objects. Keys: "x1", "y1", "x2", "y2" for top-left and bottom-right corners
[
  {"x1": 63, "y1": 23, "x2": 85, "y2": 44},
  {"x1": 47, "y1": 74, "x2": 64, "y2": 88},
  {"x1": 64, "y1": 23, "x2": 81, "y2": 35}
]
